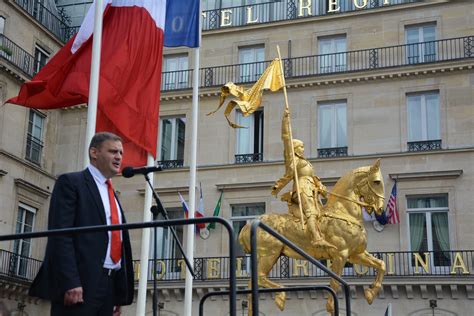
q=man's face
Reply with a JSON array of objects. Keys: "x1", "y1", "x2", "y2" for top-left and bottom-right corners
[
  {"x1": 90, "y1": 140, "x2": 123, "y2": 178},
  {"x1": 294, "y1": 143, "x2": 304, "y2": 156}
]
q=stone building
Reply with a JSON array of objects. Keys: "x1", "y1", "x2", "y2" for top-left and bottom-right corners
[{"x1": 0, "y1": 0, "x2": 473, "y2": 315}]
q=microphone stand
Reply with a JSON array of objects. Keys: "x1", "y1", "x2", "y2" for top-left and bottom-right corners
[{"x1": 143, "y1": 173, "x2": 195, "y2": 316}]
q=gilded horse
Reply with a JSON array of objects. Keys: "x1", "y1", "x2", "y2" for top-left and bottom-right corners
[{"x1": 239, "y1": 159, "x2": 386, "y2": 315}]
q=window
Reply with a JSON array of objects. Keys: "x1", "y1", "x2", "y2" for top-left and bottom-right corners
[
  {"x1": 318, "y1": 35, "x2": 347, "y2": 73},
  {"x1": 318, "y1": 101, "x2": 347, "y2": 157},
  {"x1": 407, "y1": 92, "x2": 441, "y2": 150},
  {"x1": 408, "y1": 195, "x2": 451, "y2": 271},
  {"x1": 26, "y1": 110, "x2": 45, "y2": 164},
  {"x1": 34, "y1": 45, "x2": 49, "y2": 74},
  {"x1": 11, "y1": 204, "x2": 36, "y2": 278},
  {"x1": 162, "y1": 54, "x2": 189, "y2": 90},
  {"x1": 405, "y1": 24, "x2": 437, "y2": 64},
  {"x1": 0, "y1": 16, "x2": 5, "y2": 34},
  {"x1": 158, "y1": 117, "x2": 185, "y2": 168},
  {"x1": 231, "y1": 203, "x2": 265, "y2": 273},
  {"x1": 235, "y1": 110, "x2": 263, "y2": 163},
  {"x1": 238, "y1": 45, "x2": 265, "y2": 83}
]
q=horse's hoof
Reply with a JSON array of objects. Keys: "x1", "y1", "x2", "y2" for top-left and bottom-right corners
[
  {"x1": 275, "y1": 292, "x2": 286, "y2": 311},
  {"x1": 364, "y1": 288, "x2": 375, "y2": 304}
]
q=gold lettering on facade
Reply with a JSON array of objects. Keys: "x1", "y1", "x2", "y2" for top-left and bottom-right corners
[
  {"x1": 450, "y1": 252, "x2": 470, "y2": 275},
  {"x1": 236, "y1": 258, "x2": 249, "y2": 277},
  {"x1": 413, "y1": 253, "x2": 430, "y2": 274},
  {"x1": 353, "y1": 0, "x2": 368, "y2": 9},
  {"x1": 178, "y1": 259, "x2": 186, "y2": 279},
  {"x1": 384, "y1": 0, "x2": 390, "y2": 4},
  {"x1": 220, "y1": 9, "x2": 232, "y2": 27},
  {"x1": 298, "y1": 0, "x2": 312, "y2": 17},
  {"x1": 207, "y1": 258, "x2": 221, "y2": 278},
  {"x1": 155, "y1": 260, "x2": 166, "y2": 280},
  {"x1": 292, "y1": 259, "x2": 309, "y2": 276},
  {"x1": 201, "y1": 12, "x2": 207, "y2": 19},
  {"x1": 354, "y1": 264, "x2": 369, "y2": 275},
  {"x1": 387, "y1": 253, "x2": 395, "y2": 275},
  {"x1": 328, "y1": 0, "x2": 341, "y2": 13},
  {"x1": 134, "y1": 262, "x2": 140, "y2": 281},
  {"x1": 246, "y1": 6, "x2": 258, "y2": 24}
]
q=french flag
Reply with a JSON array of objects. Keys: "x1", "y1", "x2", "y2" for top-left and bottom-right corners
[
  {"x1": 7, "y1": 0, "x2": 199, "y2": 167},
  {"x1": 178, "y1": 192, "x2": 206, "y2": 232}
]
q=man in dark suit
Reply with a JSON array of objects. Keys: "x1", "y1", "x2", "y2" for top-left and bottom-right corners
[{"x1": 30, "y1": 132, "x2": 134, "y2": 316}]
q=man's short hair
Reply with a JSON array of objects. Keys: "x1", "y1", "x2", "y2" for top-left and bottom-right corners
[{"x1": 88, "y1": 132, "x2": 122, "y2": 158}]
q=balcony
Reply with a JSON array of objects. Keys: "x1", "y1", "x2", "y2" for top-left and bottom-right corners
[
  {"x1": 161, "y1": 36, "x2": 474, "y2": 92},
  {"x1": 0, "y1": 34, "x2": 36, "y2": 78},
  {"x1": 0, "y1": 249, "x2": 42, "y2": 282},
  {"x1": 157, "y1": 159, "x2": 184, "y2": 169},
  {"x1": 235, "y1": 153, "x2": 263, "y2": 164},
  {"x1": 202, "y1": 0, "x2": 420, "y2": 31},
  {"x1": 408, "y1": 140, "x2": 442, "y2": 152},
  {"x1": 12, "y1": 0, "x2": 72, "y2": 43},
  {"x1": 318, "y1": 147, "x2": 348, "y2": 158},
  {"x1": 132, "y1": 250, "x2": 474, "y2": 283}
]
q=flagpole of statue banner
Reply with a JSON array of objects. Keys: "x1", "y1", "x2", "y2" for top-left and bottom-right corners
[
  {"x1": 184, "y1": 1, "x2": 202, "y2": 315},
  {"x1": 276, "y1": 45, "x2": 305, "y2": 230},
  {"x1": 83, "y1": 0, "x2": 104, "y2": 167}
]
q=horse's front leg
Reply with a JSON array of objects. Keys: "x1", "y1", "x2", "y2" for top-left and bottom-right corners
[
  {"x1": 326, "y1": 255, "x2": 346, "y2": 315},
  {"x1": 349, "y1": 250, "x2": 386, "y2": 304}
]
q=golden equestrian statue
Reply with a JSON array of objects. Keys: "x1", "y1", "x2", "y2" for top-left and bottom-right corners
[{"x1": 239, "y1": 111, "x2": 386, "y2": 315}]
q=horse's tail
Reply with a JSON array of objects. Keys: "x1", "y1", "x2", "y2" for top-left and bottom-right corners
[{"x1": 238, "y1": 223, "x2": 252, "y2": 254}]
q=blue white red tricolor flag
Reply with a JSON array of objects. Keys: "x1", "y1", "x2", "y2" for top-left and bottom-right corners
[
  {"x1": 386, "y1": 183, "x2": 400, "y2": 224},
  {"x1": 178, "y1": 192, "x2": 205, "y2": 232}
]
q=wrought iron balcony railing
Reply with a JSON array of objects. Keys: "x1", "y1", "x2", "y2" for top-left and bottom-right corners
[
  {"x1": 235, "y1": 153, "x2": 263, "y2": 164},
  {"x1": 161, "y1": 36, "x2": 474, "y2": 92},
  {"x1": 157, "y1": 159, "x2": 184, "y2": 169},
  {"x1": 0, "y1": 34, "x2": 36, "y2": 77},
  {"x1": 318, "y1": 147, "x2": 348, "y2": 158},
  {"x1": 13, "y1": 0, "x2": 72, "y2": 43},
  {"x1": 25, "y1": 133, "x2": 44, "y2": 165},
  {"x1": 0, "y1": 249, "x2": 42, "y2": 282},
  {"x1": 408, "y1": 139, "x2": 442, "y2": 152},
  {"x1": 132, "y1": 250, "x2": 474, "y2": 283},
  {"x1": 202, "y1": 0, "x2": 420, "y2": 31}
]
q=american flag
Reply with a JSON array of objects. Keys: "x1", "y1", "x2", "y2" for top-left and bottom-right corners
[{"x1": 386, "y1": 183, "x2": 400, "y2": 224}]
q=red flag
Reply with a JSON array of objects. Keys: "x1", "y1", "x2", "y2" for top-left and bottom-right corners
[{"x1": 7, "y1": 0, "x2": 166, "y2": 166}]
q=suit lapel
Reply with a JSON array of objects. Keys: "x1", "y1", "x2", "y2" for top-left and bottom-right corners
[{"x1": 83, "y1": 169, "x2": 107, "y2": 225}]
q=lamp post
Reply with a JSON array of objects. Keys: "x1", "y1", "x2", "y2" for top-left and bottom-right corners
[
  {"x1": 157, "y1": 302, "x2": 164, "y2": 316},
  {"x1": 241, "y1": 300, "x2": 248, "y2": 316},
  {"x1": 429, "y1": 299, "x2": 437, "y2": 316}
]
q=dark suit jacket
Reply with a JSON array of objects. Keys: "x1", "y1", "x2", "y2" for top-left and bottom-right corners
[{"x1": 29, "y1": 169, "x2": 134, "y2": 306}]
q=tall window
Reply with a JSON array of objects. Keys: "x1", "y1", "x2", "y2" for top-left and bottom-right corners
[
  {"x1": 406, "y1": 23, "x2": 437, "y2": 64},
  {"x1": 162, "y1": 54, "x2": 189, "y2": 90},
  {"x1": 407, "y1": 92, "x2": 440, "y2": 151},
  {"x1": 231, "y1": 203, "x2": 265, "y2": 272},
  {"x1": 318, "y1": 35, "x2": 347, "y2": 73},
  {"x1": 318, "y1": 101, "x2": 347, "y2": 157},
  {"x1": 158, "y1": 117, "x2": 185, "y2": 168},
  {"x1": 408, "y1": 195, "x2": 450, "y2": 270},
  {"x1": 34, "y1": 45, "x2": 49, "y2": 74},
  {"x1": 235, "y1": 110, "x2": 263, "y2": 163},
  {"x1": 26, "y1": 110, "x2": 45, "y2": 164},
  {"x1": 0, "y1": 16, "x2": 5, "y2": 34},
  {"x1": 11, "y1": 204, "x2": 36, "y2": 278},
  {"x1": 238, "y1": 45, "x2": 265, "y2": 83}
]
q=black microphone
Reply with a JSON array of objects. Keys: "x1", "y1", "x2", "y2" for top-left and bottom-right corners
[{"x1": 121, "y1": 165, "x2": 162, "y2": 178}]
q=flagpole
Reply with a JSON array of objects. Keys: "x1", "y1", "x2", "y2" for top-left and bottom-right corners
[
  {"x1": 136, "y1": 154, "x2": 155, "y2": 315},
  {"x1": 184, "y1": 2, "x2": 202, "y2": 315},
  {"x1": 276, "y1": 46, "x2": 305, "y2": 229},
  {"x1": 83, "y1": 0, "x2": 104, "y2": 167}
]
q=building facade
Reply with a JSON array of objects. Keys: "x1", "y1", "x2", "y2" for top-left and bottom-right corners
[{"x1": 1, "y1": 0, "x2": 473, "y2": 315}]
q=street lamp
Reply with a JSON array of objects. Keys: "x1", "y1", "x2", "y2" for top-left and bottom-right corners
[
  {"x1": 157, "y1": 302, "x2": 164, "y2": 316},
  {"x1": 241, "y1": 300, "x2": 248, "y2": 316},
  {"x1": 429, "y1": 299, "x2": 437, "y2": 316}
]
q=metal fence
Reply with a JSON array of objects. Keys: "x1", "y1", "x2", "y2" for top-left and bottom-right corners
[
  {"x1": 0, "y1": 34, "x2": 36, "y2": 77},
  {"x1": 161, "y1": 36, "x2": 474, "y2": 92},
  {"x1": 13, "y1": 0, "x2": 71, "y2": 43},
  {"x1": 0, "y1": 249, "x2": 42, "y2": 282}
]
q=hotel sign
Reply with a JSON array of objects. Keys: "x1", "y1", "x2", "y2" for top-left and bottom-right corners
[
  {"x1": 202, "y1": 0, "x2": 395, "y2": 28},
  {"x1": 134, "y1": 252, "x2": 471, "y2": 281}
]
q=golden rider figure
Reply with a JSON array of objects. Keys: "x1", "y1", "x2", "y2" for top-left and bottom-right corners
[{"x1": 271, "y1": 109, "x2": 335, "y2": 249}]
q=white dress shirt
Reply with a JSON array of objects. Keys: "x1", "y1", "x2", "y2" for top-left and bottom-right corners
[{"x1": 87, "y1": 165, "x2": 123, "y2": 270}]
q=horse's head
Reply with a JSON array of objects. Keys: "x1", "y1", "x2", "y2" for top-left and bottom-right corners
[{"x1": 356, "y1": 159, "x2": 385, "y2": 216}]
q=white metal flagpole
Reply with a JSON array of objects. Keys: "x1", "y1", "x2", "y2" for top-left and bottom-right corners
[
  {"x1": 83, "y1": 0, "x2": 104, "y2": 167},
  {"x1": 136, "y1": 154, "x2": 155, "y2": 315},
  {"x1": 184, "y1": 2, "x2": 202, "y2": 315}
]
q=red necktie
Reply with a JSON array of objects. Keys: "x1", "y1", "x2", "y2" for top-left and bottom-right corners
[{"x1": 106, "y1": 179, "x2": 122, "y2": 263}]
